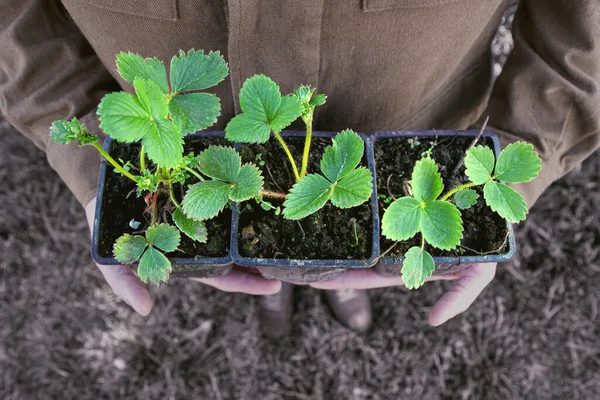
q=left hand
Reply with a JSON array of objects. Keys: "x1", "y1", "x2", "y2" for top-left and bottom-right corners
[{"x1": 309, "y1": 262, "x2": 497, "y2": 326}]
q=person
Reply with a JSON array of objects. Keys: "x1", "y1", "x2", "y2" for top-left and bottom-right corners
[{"x1": 2, "y1": 0, "x2": 598, "y2": 339}]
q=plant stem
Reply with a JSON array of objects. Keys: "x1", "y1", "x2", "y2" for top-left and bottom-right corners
[
  {"x1": 92, "y1": 142, "x2": 137, "y2": 183},
  {"x1": 169, "y1": 180, "x2": 181, "y2": 208},
  {"x1": 439, "y1": 182, "x2": 478, "y2": 201},
  {"x1": 150, "y1": 191, "x2": 159, "y2": 226},
  {"x1": 273, "y1": 130, "x2": 300, "y2": 182},
  {"x1": 184, "y1": 167, "x2": 205, "y2": 182},
  {"x1": 260, "y1": 190, "x2": 286, "y2": 199},
  {"x1": 300, "y1": 111, "x2": 313, "y2": 178},
  {"x1": 140, "y1": 145, "x2": 146, "y2": 171}
]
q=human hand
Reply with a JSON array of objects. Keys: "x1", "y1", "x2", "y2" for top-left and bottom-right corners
[
  {"x1": 85, "y1": 197, "x2": 282, "y2": 315},
  {"x1": 309, "y1": 262, "x2": 497, "y2": 326}
]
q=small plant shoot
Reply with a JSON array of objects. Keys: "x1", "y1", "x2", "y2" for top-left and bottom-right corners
[
  {"x1": 50, "y1": 50, "x2": 265, "y2": 285},
  {"x1": 382, "y1": 141, "x2": 541, "y2": 289}
]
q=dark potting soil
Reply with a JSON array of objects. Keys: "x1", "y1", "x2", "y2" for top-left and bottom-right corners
[
  {"x1": 97, "y1": 135, "x2": 231, "y2": 261},
  {"x1": 375, "y1": 135, "x2": 508, "y2": 259},
  {"x1": 238, "y1": 136, "x2": 373, "y2": 260}
]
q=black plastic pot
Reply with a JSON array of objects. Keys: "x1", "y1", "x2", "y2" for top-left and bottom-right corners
[
  {"x1": 91, "y1": 131, "x2": 233, "y2": 279},
  {"x1": 371, "y1": 130, "x2": 516, "y2": 277},
  {"x1": 230, "y1": 131, "x2": 381, "y2": 283}
]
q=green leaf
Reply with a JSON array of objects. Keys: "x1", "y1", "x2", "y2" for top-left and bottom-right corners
[
  {"x1": 320, "y1": 130, "x2": 365, "y2": 182},
  {"x1": 381, "y1": 197, "x2": 421, "y2": 242},
  {"x1": 198, "y1": 146, "x2": 241, "y2": 182},
  {"x1": 225, "y1": 75, "x2": 302, "y2": 141},
  {"x1": 49, "y1": 120, "x2": 76, "y2": 144},
  {"x1": 310, "y1": 93, "x2": 327, "y2": 107},
  {"x1": 465, "y1": 145, "x2": 495, "y2": 185},
  {"x1": 169, "y1": 93, "x2": 221, "y2": 135},
  {"x1": 116, "y1": 52, "x2": 169, "y2": 93},
  {"x1": 269, "y1": 95, "x2": 303, "y2": 132},
  {"x1": 331, "y1": 167, "x2": 373, "y2": 208},
  {"x1": 224, "y1": 113, "x2": 271, "y2": 143},
  {"x1": 411, "y1": 157, "x2": 443, "y2": 203},
  {"x1": 134, "y1": 78, "x2": 169, "y2": 120},
  {"x1": 454, "y1": 189, "x2": 479, "y2": 210},
  {"x1": 420, "y1": 200, "x2": 463, "y2": 250},
  {"x1": 182, "y1": 180, "x2": 231, "y2": 220},
  {"x1": 283, "y1": 174, "x2": 332, "y2": 220},
  {"x1": 494, "y1": 142, "x2": 542, "y2": 183},
  {"x1": 141, "y1": 118, "x2": 184, "y2": 168},
  {"x1": 98, "y1": 92, "x2": 152, "y2": 142},
  {"x1": 484, "y1": 181, "x2": 528, "y2": 223},
  {"x1": 146, "y1": 224, "x2": 180, "y2": 253},
  {"x1": 401, "y1": 247, "x2": 435, "y2": 290},
  {"x1": 169, "y1": 49, "x2": 228, "y2": 93},
  {"x1": 138, "y1": 246, "x2": 172, "y2": 284},
  {"x1": 173, "y1": 207, "x2": 208, "y2": 243},
  {"x1": 239, "y1": 74, "x2": 281, "y2": 122},
  {"x1": 113, "y1": 234, "x2": 148, "y2": 264},
  {"x1": 230, "y1": 164, "x2": 263, "y2": 202}
]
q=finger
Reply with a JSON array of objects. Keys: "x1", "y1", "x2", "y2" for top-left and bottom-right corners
[
  {"x1": 310, "y1": 268, "x2": 459, "y2": 290},
  {"x1": 96, "y1": 264, "x2": 153, "y2": 316},
  {"x1": 191, "y1": 269, "x2": 282, "y2": 295},
  {"x1": 428, "y1": 262, "x2": 497, "y2": 327}
]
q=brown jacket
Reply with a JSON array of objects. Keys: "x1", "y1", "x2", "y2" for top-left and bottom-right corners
[{"x1": 1, "y1": 0, "x2": 599, "y2": 207}]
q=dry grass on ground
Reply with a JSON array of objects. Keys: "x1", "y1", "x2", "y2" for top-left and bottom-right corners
[{"x1": 1, "y1": 117, "x2": 599, "y2": 400}]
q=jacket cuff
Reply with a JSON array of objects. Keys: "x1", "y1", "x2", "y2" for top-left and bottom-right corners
[{"x1": 46, "y1": 109, "x2": 105, "y2": 207}]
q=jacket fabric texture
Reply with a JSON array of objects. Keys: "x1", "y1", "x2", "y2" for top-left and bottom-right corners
[{"x1": 1, "y1": 0, "x2": 599, "y2": 208}]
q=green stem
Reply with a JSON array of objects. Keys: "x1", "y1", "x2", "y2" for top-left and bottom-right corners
[
  {"x1": 260, "y1": 190, "x2": 286, "y2": 199},
  {"x1": 273, "y1": 130, "x2": 300, "y2": 182},
  {"x1": 184, "y1": 167, "x2": 205, "y2": 182},
  {"x1": 92, "y1": 142, "x2": 137, "y2": 183},
  {"x1": 169, "y1": 180, "x2": 181, "y2": 208},
  {"x1": 300, "y1": 112, "x2": 313, "y2": 178},
  {"x1": 140, "y1": 145, "x2": 146, "y2": 171},
  {"x1": 439, "y1": 182, "x2": 478, "y2": 201}
]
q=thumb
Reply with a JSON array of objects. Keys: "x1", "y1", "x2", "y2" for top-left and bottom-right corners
[
  {"x1": 97, "y1": 264, "x2": 153, "y2": 316},
  {"x1": 428, "y1": 263, "x2": 496, "y2": 326}
]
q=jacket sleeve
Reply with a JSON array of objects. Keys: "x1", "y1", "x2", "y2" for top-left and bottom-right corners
[
  {"x1": 0, "y1": 0, "x2": 119, "y2": 206},
  {"x1": 485, "y1": 0, "x2": 600, "y2": 207}
]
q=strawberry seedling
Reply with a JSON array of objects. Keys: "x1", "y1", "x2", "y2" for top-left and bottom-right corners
[
  {"x1": 50, "y1": 50, "x2": 265, "y2": 284},
  {"x1": 224, "y1": 75, "x2": 373, "y2": 220},
  {"x1": 381, "y1": 142, "x2": 541, "y2": 289}
]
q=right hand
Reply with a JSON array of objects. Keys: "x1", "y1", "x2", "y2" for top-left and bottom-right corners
[{"x1": 85, "y1": 197, "x2": 282, "y2": 316}]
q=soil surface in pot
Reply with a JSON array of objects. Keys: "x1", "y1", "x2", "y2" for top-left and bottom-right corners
[
  {"x1": 97, "y1": 136, "x2": 231, "y2": 260},
  {"x1": 375, "y1": 135, "x2": 508, "y2": 259},
  {"x1": 238, "y1": 136, "x2": 372, "y2": 260}
]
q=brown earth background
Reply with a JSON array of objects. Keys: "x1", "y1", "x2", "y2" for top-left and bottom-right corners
[{"x1": 1, "y1": 2, "x2": 599, "y2": 399}]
